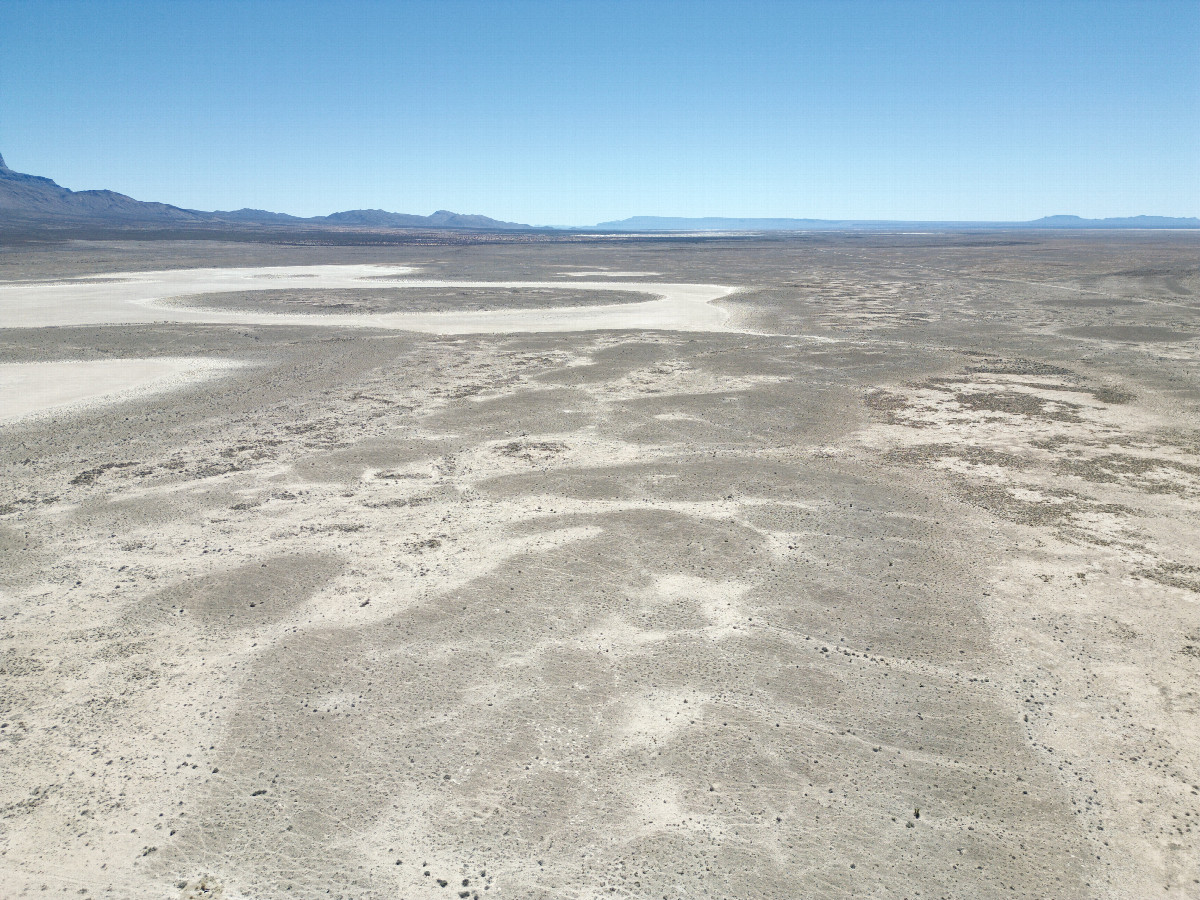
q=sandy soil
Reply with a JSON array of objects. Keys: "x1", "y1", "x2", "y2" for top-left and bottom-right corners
[{"x1": 1, "y1": 233, "x2": 1198, "y2": 900}]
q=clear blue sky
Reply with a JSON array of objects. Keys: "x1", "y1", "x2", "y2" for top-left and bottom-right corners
[{"x1": 2, "y1": 0, "x2": 1197, "y2": 224}]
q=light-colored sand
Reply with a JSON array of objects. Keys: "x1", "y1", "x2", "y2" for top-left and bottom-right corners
[
  {"x1": 0, "y1": 265, "x2": 738, "y2": 333},
  {"x1": 0, "y1": 357, "x2": 241, "y2": 422}
]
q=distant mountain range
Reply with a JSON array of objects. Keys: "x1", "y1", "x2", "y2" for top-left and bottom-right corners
[
  {"x1": 0, "y1": 153, "x2": 530, "y2": 230},
  {"x1": 2, "y1": 153, "x2": 1197, "y2": 232},
  {"x1": 1023, "y1": 214, "x2": 1200, "y2": 229},
  {"x1": 595, "y1": 214, "x2": 1200, "y2": 231},
  {"x1": 0, "y1": 151, "x2": 213, "y2": 225},
  {"x1": 594, "y1": 217, "x2": 864, "y2": 231},
  {"x1": 208, "y1": 206, "x2": 533, "y2": 230}
]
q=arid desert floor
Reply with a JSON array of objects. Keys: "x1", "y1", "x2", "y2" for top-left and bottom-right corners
[{"x1": 1, "y1": 232, "x2": 1198, "y2": 899}]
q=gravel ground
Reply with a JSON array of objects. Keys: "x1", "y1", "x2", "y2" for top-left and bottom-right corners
[{"x1": 1, "y1": 231, "x2": 1198, "y2": 900}]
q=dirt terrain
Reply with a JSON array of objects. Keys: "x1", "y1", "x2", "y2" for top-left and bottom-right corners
[
  {"x1": 169, "y1": 287, "x2": 650, "y2": 315},
  {"x1": 1, "y1": 231, "x2": 1198, "y2": 899}
]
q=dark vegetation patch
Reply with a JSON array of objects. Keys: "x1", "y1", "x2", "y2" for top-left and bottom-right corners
[
  {"x1": 498, "y1": 440, "x2": 570, "y2": 461},
  {"x1": 950, "y1": 390, "x2": 1084, "y2": 421},
  {"x1": 1057, "y1": 453, "x2": 1200, "y2": 494},
  {"x1": 862, "y1": 389, "x2": 910, "y2": 425},
  {"x1": 1090, "y1": 385, "x2": 1136, "y2": 404},
  {"x1": 884, "y1": 447, "x2": 1076, "y2": 527},
  {"x1": 70, "y1": 460, "x2": 138, "y2": 485},
  {"x1": 1138, "y1": 563, "x2": 1200, "y2": 594},
  {"x1": 964, "y1": 358, "x2": 1076, "y2": 378}
]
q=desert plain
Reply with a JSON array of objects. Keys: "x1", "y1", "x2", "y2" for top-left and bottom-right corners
[{"x1": 0, "y1": 230, "x2": 1198, "y2": 899}]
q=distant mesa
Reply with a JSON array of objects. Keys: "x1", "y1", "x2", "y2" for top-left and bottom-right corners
[
  {"x1": 1025, "y1": 214, "x2": 1200, "y2": 229},
  {"x1": 594, "y1": 216, "x2": 864, "y2": 231},
  {"x1": 0, "y1": 153, "x2": 532, "y2": 230},
  {"x1": 595, "y1": 214, "x2": 1200, "y2": 231}
]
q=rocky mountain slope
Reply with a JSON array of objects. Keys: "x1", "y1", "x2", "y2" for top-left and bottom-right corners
[{"x1": 0, "y1": 153, "x2": 530, "y2": 230}]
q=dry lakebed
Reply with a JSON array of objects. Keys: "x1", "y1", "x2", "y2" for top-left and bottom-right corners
[{"x1": 0, "y1": 232, "x2": 1198, "y2": 899}]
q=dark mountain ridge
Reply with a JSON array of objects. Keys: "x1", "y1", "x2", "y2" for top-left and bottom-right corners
[
  {"x1": 0, "y1": 152, "x2": 209, "y2": 224},
  {"x1": 0, "y1": 154, "x2": 531, "y2": 230}
]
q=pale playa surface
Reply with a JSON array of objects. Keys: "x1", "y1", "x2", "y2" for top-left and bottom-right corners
[
  {"x1": 0, "y1": 265, "x2": 737, "y2": 333},
  {"x1": 0, "y1": 358, "x2": 239, "y2": 422},
  {"x1": 2, "y1": 235, "x2": 1199, "y2": 900}
]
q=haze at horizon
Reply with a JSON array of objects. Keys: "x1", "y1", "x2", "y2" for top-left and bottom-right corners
[{"x1": 1, "y1": 0, "x2": 1197, "y2": 225}]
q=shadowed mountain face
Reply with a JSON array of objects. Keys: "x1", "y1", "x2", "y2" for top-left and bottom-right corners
[
  {"x1": 0, "y1": 154, "x2": 530, "y2": 230},
  {"x1": 0, "y1": 155, "x2": 208, "y2": 224},
  {"x1": 315, "y1": 208, "x2": 530, "y2": 229}
]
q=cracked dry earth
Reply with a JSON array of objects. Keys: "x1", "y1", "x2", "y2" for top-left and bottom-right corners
[{"x1": 1, "y1": 232, "x2": 1198, "y2": 900}]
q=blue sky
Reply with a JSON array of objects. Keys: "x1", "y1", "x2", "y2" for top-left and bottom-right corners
[{"x1": 2, "y1": 0, "x2": 1197, "y2": 224}]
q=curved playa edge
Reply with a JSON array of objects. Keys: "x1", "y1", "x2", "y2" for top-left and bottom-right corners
[
  {"x1": 0, "y1": 357, "x2": 244, "y2": 423},
  {"x1": 0, "y1": 264, "x2": 742, "y2": 334}
]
